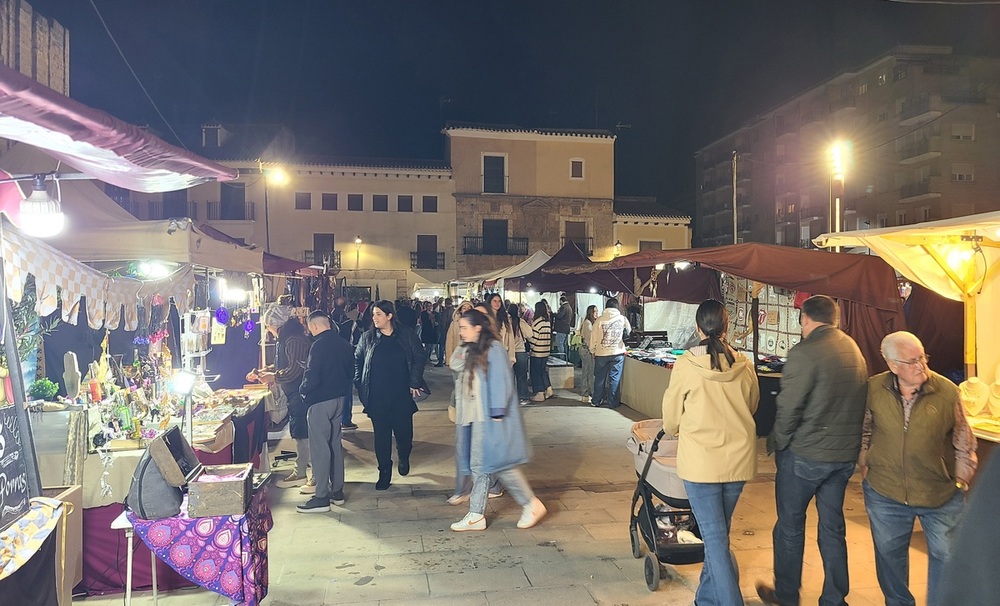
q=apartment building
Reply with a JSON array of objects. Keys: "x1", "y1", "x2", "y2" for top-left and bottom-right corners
[
  {"x1": 696, "y1": 46, "x2": 1000, "y2": 247},
  {"x1": 445, "y1": 123, "x2": 616, "y2": 275}
]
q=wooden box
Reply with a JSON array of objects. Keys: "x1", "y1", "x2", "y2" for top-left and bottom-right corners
[
  {"x1": 188, "y1": 463, "x2": 253, "y2": 518},
  {"x1": 148, "y1": 426, "x2": 201, "y2": 486}
]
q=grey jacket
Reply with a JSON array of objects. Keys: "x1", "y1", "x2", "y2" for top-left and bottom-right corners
[{"x1": 768, "y1": 324, "x2": 868, "y2": 463}]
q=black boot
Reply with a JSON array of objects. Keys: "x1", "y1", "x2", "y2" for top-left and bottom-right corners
[
  {"x1": 398, "y1": 456, "x2": 410, "y2": 476},
  {"x1": 375, "y1": 468, "x2": 392, "y2": 491}
]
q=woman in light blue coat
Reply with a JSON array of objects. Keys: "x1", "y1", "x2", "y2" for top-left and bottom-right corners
[{"x1": 449, "y1": 308, "x2": 546, "y2": 532}]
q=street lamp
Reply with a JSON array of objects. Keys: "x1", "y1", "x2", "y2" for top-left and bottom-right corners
[
  {"x1": 260, "y1": 164, "x2": 288, "y2": 253},
  {"x1": 614, "y1": 240, "x2": 623, "y2": 257},
  {"x1": 828, "y1": 141, "x2": 851, "y2": 252},
  {"x1": 354, "y1": 236, "x2": 363, "y2": 270}
]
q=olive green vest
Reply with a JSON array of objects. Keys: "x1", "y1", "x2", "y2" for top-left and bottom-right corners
[{"x1": 866, "y1": 371, "x2": 959, "y2": 508}]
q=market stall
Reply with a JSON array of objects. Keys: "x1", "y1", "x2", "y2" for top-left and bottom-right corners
[
  {"x1": 815, "y1": 211, "x2": 1000, "y2": 450},
  {"x1": 548, "y1": 243, "x2": 906, "y2": 420}
]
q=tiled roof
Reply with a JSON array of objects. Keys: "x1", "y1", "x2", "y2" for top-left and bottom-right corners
[
  {"x1": 194, "y1": 124, "x2": 290, "y2": 161},
  {"x1": 614, "y1": 197, "x2": 690, "y2": 220},
  {"x1": 293, "y1": 155, "x2": 451, "y2": 171},
  {"x1": 444, "y1": 121, "x2": 615, "y2": 139}
]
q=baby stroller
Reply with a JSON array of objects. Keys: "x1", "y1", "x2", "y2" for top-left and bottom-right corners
[{"x1": 626, "y1": 419, "x2": 705, "y2": 591}]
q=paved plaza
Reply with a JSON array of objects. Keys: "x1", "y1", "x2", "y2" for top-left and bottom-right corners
[{"x1": 77, "y1": 364, "x2": 932, "y2": 605}]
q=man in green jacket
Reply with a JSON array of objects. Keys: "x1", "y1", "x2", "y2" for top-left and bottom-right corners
[
  {"x1": 756, "y1": 295, "x2": 868, "y2": 606},
  {"x1": 860, "y1": 331, "x2": 976, "y2": 606}
]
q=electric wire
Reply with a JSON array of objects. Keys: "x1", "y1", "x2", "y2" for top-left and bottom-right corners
[{"x1": 88, "y1": 0, "x2": 188, "y2": 151}]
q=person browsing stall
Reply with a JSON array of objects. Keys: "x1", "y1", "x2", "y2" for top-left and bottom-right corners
[
  {"x1": 859, "y1": 331, "x2": 976, "y2": 606},
  {"x1": 296, "y1": 311, "x2": 355, "y2": 513},
  {"x1": 756, "y1": 295, "x2": 869, "y2": 606}
]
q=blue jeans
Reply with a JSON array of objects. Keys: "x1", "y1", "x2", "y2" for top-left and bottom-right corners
[
  {"x1": 513, "y1": 352, "x2": 530, "y2": 400},
  {"x1": 773, "y1": 448, "x2": 855, "y2": 606},
  {"x1": 553, "y1": 332, "x2": 569, "y2": 358},
  {"x1": 593, "y1": 354, "x2": 624, "y2": 407},
  {"x1": 863, "y1": 480, "x2": 964, "y2": 606},
  {"x1": 529, "y1": 356, "x2": 550, "y2": 394},
  {"x1": 454, "y1": 423, "x2": 499, "y2": 497},
  {"x1": 683, "y1": 480, "x2": 744, "y2": 606}
]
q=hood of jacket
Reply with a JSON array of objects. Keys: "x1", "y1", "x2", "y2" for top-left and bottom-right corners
[{"x1": 682, "y1": 346, "x2": 754, "y2": 383}]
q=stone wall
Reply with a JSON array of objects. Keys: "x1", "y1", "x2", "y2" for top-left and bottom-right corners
[{"x1": 0, "y1": 0, "x2": 69, "y2": 94}]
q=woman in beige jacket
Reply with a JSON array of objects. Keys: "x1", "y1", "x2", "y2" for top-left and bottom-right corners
[
  {"x1": 445, "y1": 300, "x2": 474, "y2": 363},
  {"x1": 661, "y1": 299, "x2": 759, "y2": 606}
]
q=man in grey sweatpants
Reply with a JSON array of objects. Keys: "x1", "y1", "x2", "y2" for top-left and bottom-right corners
[{"x1": 297, "y1": 311, "x2": 356, "y2": 513}]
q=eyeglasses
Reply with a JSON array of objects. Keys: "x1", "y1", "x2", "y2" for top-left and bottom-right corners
[{"x1": 891, "y1": 354, "x2": 930, "y2": 368}]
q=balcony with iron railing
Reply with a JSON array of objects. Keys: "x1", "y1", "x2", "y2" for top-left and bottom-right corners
[
  {"x1": 302, "y1": 250, "x2": 342, "y2": 268},
  {"x1": 462, "y1": 236, "x2": 529, "y2": 256},
  {"x1": 207, "y1": 201, "x2": 257, "y2": 221},
  {"x1": 410, "y1": 251, "x2": 446, "y2": 270},
  {"x1": 899, "y1": 94, "x2": 940, "y2": 126},
  {"x1": 898, "y1": 139, "x2": 940, "y2": 164},
  {"x1": 148, "y1": 200, "x2": 198, "y2": 221},
  {"x1": 898, "y1": 179, "x2": 937, "y2": 202},
  {"x1": 561, "y1": 237, "x2": 594, "y2": 256}
]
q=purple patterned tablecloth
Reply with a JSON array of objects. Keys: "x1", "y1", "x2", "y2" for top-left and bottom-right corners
[{"x1": 127, "y1": 488, "x2": 271, "y2": 605}]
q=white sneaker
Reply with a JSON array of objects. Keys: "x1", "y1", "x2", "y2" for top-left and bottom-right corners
[
  {"x1": 446, "y1": 493, "x2": 470, "y2": 505},
  {"x1": 581, "y1": 395, "x2": 591, "y2": 404},
  {"x1": 517, "y1": 497, "x2": 547, "y2": 529},
  {"x1": 488, "y1": 488, "x2": 504, "y2": 499},
  {"x1": 545, "y1": 387, "x2": 554, "y2": 399},
  {"x1": 450, "y1": 512, "x2": 486, "y2": 532},
  {"x1": 277, "y1": 472, "x2": 307, "y2": 488},
  {"x1": 299, "y1": 478, "x2": 316, "y2": 494}
]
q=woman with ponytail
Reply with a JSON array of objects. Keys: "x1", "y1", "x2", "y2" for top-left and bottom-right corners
[{"x1": 660, "y1": 299, "x2": 759, "y2": 605}]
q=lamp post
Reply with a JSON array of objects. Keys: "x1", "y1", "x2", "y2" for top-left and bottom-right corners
[
  {"x1": 260, "y1": 164, "x2": 288, "y2": 253},
  {"x1": 614, "y1": 240, "x2": 623, "y2": 257},
  {"x1": 354, "y1": 235, "x2": 363, "y2": 270},
  {"x1": 828, "y1": 141, "x2": 850, "y2": 253}
]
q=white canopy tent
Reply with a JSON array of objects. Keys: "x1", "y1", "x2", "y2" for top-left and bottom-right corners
[
  {"x1": 815, "y1": 210, "x2": 1000, "y2": 379},
  {"x1": 457, "y1": 250, "x2": 552, "y2": 284},
  {"x1": 46, "y1": 219, "x2": 265, "y2": 275}
]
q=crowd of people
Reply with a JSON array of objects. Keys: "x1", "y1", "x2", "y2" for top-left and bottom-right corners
[
  {"x1": 254, "y1": 289, "x2": 982, "y2": 603},
  {"x1": 662, "y1": 295, "x2": 977, "y2": 606}
]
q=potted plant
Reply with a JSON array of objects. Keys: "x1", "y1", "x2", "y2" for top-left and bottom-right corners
[{"x1": 28, "y1": 377, "x2": 59, "y2": 401}]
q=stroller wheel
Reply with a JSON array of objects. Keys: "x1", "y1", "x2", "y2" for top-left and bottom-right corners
[
  {"x1": 644, "y1": 552, "x2": 660, "y2": 591},
  {"x1": 630, "y1": 527, "x2": 642, "y2": 559}
]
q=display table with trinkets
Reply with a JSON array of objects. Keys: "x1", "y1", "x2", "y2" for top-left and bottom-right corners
[{"x1": 33, "y1": 387, "x2": 272, "y2": 596}]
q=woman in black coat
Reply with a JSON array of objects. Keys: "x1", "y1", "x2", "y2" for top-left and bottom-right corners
[{"x1": 354, "y1": 300, "x2": 428, "y2": 490}]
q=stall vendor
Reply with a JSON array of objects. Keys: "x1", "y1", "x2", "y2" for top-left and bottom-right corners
[{"x1": 249, "y1": 304, "x2": 311, "y2": 489}]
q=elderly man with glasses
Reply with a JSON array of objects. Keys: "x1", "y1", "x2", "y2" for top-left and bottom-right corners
[{"x1": 859, "y1": 331, "x2": 977, "y2": 606}]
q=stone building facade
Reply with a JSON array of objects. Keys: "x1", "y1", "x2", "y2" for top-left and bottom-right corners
[
  {"x1": 445, "y1": 124, "x2": 616, "y2": 276},
  {"x1": 0, "y1": 0, "x2": 69, "y2": 94}
]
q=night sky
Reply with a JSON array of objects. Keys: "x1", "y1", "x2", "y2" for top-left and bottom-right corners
[{"x1": 25, "y1": 0, "x2": 1000, "y2": 215}]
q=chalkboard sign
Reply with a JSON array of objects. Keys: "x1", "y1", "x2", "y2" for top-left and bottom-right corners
[{"x1": 0, "y1": 401, "x2": 30, "y2": 531}]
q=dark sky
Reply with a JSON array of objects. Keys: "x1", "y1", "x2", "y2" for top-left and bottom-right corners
[{"x1": 25, "y1": 0, "x2": 1000, "y2": 214}]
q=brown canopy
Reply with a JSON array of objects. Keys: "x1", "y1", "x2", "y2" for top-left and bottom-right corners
[{"x1": 547, "y1": 243, "x2": 906, "y2": 372}]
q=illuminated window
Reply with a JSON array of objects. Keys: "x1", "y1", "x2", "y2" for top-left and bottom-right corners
[
  {"x1": 877, "y1": 73, "x2": 887, "y2": 86},
  {"x1": 858, "y1": 83, "x2": 868, "y2": 95}
]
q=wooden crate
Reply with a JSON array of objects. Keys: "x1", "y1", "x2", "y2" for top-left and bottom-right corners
[{"x1": 188, "y1": 463, "x2": 253, "y2": 518}]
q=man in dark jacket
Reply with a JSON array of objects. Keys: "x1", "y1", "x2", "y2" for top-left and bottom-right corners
[
  {"x1": 757, "y1": 295, "x2": 868, "y2": 606},
  {"x1": 296, "y1": 311, "x2": 355, "y2": 513},
  {"x1": 553, "y1": 295, "x2": 575, "y2": 359}
]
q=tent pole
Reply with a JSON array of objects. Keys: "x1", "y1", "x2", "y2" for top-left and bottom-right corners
[{"x1": 964, "y1": 293, "x2": 976, "y2": 379}]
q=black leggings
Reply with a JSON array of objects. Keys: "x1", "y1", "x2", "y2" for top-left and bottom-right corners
[{"x1": 371, "y1": 413, "x2": 414, "y2": 473}]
